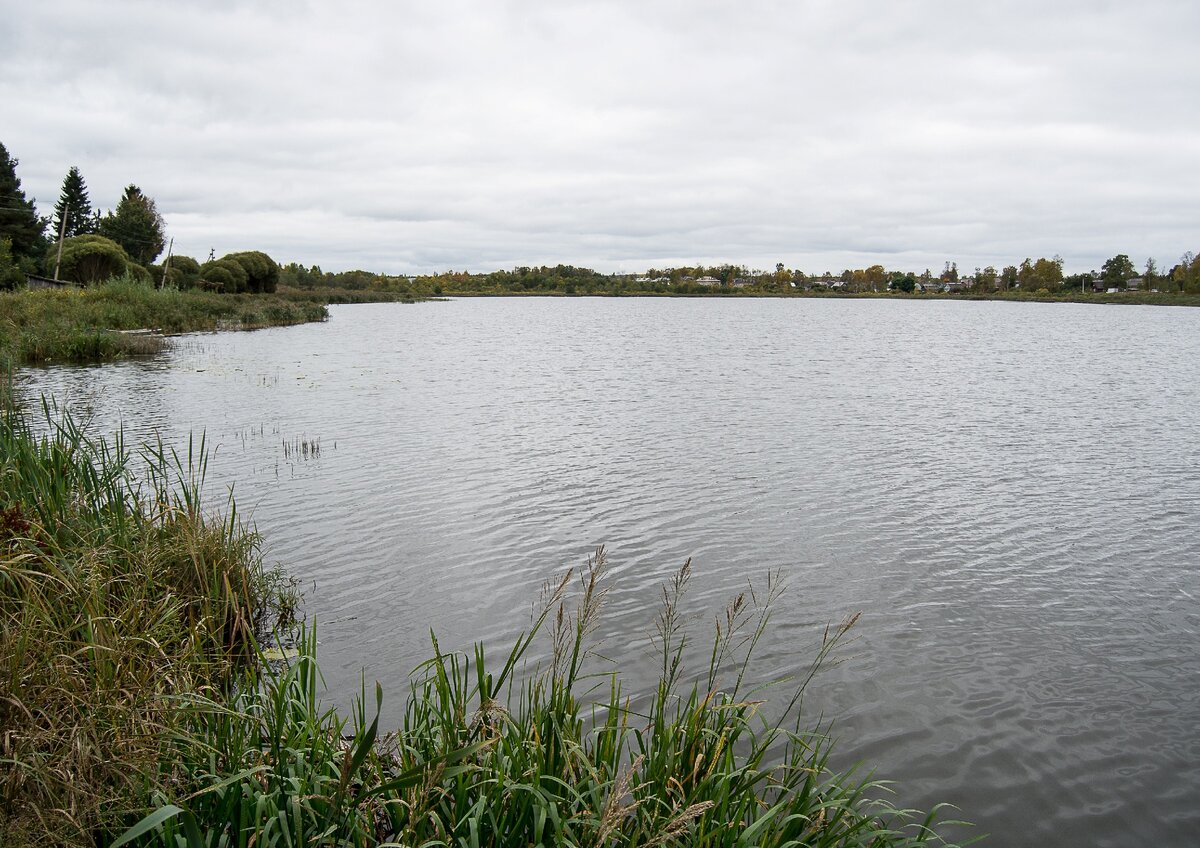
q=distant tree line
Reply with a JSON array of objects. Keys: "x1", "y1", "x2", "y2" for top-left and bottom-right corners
[
  {"x1": 427, "y1": 264, "x2": 623, "y2": 295},
  {"x1": 410, "y1": 253, "x2": 1200, "y2": 297},
  {"x1": 0, "y1": 141, "x2": 280, "y2": 293},
  {"x1": 278, "y1": 263, "x2": 431, "y2": 298},
  {"x1": 6, "y1": 140, "x2": 1199, "y2": 299},
  {"x1": 409, "y1": 264, "x2": 777, "y2": 295}
]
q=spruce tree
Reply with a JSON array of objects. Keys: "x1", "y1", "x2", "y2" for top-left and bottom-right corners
[
  {"x1": 52, "y1": 166, "x2": 95, "y2": 239},
  {"x1": 99, "y1": 184, "x2": 165, "y2": 266},
  {"x1": 0, "y1": 141, "x2": 46, "y2": 264}
]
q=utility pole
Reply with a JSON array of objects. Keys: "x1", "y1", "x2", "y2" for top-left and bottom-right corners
[
  {"x1": 160, "y1": 237, "x2": 174, "y2": 289},
  {"x1": 53, "y1": 205, "x2": 69, "y2": 281}
]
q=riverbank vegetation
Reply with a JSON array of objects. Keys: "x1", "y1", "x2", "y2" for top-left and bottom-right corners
[
  {"x1": 0, "y1": 392, "x2": 294, "y2": 844},
  {"x1": 2, "y1": 144, "x2": 427, "y2": 308},
  {"x1": 118, "y1": 554, "x2": 968, "y2": 848},
  {"x1": 0, "y1": 275, "x2": 328, "y2": 365},
  {"x1": 0, "y1": 391, "x2": 970, "y2": 846},
  {"x1": 278, "y1": 263, "x2": 443, "y2": 300},
  {"x1": 277, "y1": 282, "x2": 428, "y2": 305},
  {"x1": 0, "y1": 143, "x2": 424, "y2": 365}
]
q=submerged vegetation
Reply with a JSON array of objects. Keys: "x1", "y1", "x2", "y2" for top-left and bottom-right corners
[{"x1": 0, "y1": 391, "x2": 970, "y2": 847}]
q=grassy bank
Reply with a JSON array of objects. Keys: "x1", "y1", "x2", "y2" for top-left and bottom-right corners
[
  {"x1": 0, "y1": 276, "x2": 329, "y2": 365},
  {"x1": 0, "y1": 392, "x2": 293, "y2": 844},
  {"x1": 1, "y1": 393, "x2": 970, "y2": 846}
]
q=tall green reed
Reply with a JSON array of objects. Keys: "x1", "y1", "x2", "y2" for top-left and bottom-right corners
[{"x1": 118, "y1": 548, "x2": 971, "y2": 847}]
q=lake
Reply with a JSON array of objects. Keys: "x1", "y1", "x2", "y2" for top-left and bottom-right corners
[{"x1": 16, "y1": 297, "x2": 1200, "y2": 847}]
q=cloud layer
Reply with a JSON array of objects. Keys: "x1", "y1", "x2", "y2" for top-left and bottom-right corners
[{"x1": 4, "y1": 0, "x2": 1198, "y2": 274}]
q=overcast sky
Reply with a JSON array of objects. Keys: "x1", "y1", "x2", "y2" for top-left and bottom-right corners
[{"x1": 2, "y1": 0, "x2": 1197, "y2": 275}]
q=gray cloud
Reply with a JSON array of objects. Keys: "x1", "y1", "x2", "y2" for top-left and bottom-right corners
[{"x1": 3, "y1": 0, "x2": 1198, "y2": 274}]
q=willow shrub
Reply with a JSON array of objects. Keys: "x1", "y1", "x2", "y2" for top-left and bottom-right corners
[
  {"x1": 0, "y1": 396, "x2": 294, "y2": 845},
  {"x1": 118, "y1": 550, "x2": 970, "y2": 848}
]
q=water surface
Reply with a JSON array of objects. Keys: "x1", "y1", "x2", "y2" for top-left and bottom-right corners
[{"x1": 18, "y1": 297, "x2": 1200, "y2": 847}]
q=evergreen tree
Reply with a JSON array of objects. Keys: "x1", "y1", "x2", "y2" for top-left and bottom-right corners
[
  {"x1": 0, "y1": 237, "x2": 26, "y2": 289},
  {"x1": 0, "y1": 141, "x2": 46, "y2": 264},
  {"x1": 99, "y1": 184, "x2": 165, "y2": 266},
  {"x1": 51, "y1": 166, "x2": 95, "y2": 239}
]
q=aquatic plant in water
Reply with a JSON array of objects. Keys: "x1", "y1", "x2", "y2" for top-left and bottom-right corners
[{"x1": 115, "y1": 549, "x2": 970, "y2": 847}]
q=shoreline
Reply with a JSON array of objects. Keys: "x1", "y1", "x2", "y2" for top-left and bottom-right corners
[
  {"x1": 7, "y1": 276, "x2": 1194, "y2": 372},
  {"x1": 437, "y1": 287, "x2": 1200, "y2": 307},
  {"x1": 0, "y1": 389, "x2": 973, "y2": 847}
]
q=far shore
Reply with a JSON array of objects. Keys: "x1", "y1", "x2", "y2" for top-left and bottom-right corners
[
  {"x1": 5, "y1": 276, "x2": 1198, "y2": 372},
  {"x1": 434, "y1": 287, "x2": 1200, "y2": 307}
]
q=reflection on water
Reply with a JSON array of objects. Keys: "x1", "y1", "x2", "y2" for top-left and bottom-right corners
[{"x1": 18, "y1": 298, "x2": 1200, "y2": 848}]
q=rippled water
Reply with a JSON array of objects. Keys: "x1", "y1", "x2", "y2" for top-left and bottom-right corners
[{"x1": 17, "y1": 298, "x2": 1200, "y2": 847}]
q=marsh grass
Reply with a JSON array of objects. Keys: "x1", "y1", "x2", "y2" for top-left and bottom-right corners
[
  {"x1": 282, "y1": 435, "x2": 321, "y2": 461},
  {"x1": 118, "y1": 550, "x2": 970, "y2": 848},
  {"x1": 0, "y1": 395, "x2": 293, "y2": 845},
  {"x1": 0, "y1": 275, "x2": 328, "y2": 365}
]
